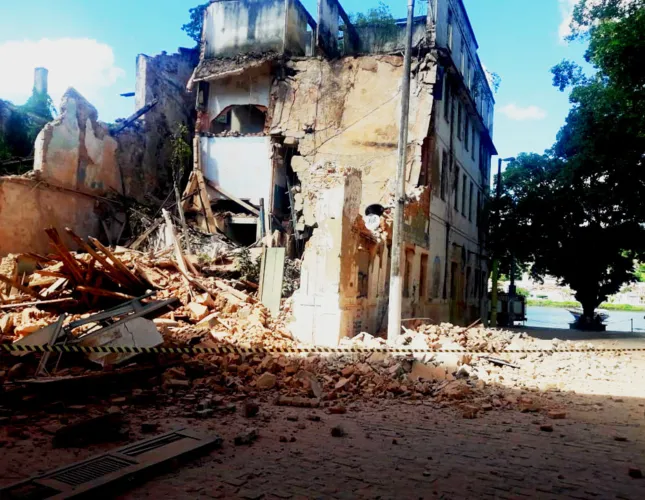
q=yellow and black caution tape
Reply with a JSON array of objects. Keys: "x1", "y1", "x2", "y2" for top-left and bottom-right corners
[{"x1": 2, "y1": 344, "x2": 645, "y2": 355}]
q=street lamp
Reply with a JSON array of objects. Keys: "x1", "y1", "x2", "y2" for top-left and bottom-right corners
[{"x1": 490, "y1": 156, "x2": 515, "y2": 328}]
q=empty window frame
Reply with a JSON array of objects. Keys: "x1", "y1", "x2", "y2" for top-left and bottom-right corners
[
  {"x1": 440, "y1": 149, "x2": 449, "y2": 201},
  {"x1": 461, "y1": 174, "x2": 467, "y2": 215},
  {"x1": 420, "y1": 254, "x2": 429, "y2": 299},
  {"x1": 464, "y1": 114, "x2": 470, "y2": 151},
  {"x1": 454, "y1": 165, "x2": 460, "y2": 210}
]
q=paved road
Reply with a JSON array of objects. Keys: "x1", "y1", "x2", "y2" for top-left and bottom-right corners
[
  {"x1": 123, "y1": 396, "x2": 645, "y2": 500},
  {"x1": 512, "y1": 325, "x2": 645, "y2": 348}
]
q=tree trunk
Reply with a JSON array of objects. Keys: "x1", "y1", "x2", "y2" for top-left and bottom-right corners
[{"x1": 581, "y1": 301, "x2": 597, "y2": 323}]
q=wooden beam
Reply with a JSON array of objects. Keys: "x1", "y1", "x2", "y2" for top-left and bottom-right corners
[
  {"x1": 162, "y1": 209, "x2": 190, "y2": 279},
  {"x1": 206, "y1": 179, "x2": 260, "y2": 216},
  {"x1": 0, "y1": 297, "x2": 76, "y2": 310},
  {"x1": 75, "y1": 286, "x2": 136, "y2": 301},
  {"x1": 0, "y1": 273, "x2": 42, "y2": 299},
  {"x1": 89, "y1": 237, "x2": 147, "y2": 289},
  {"x1": 129, "y1": 218, "x2": 162, "y2": 251},
  {"x1": 44, "y1": 228, "x2": 86, "y2": 285},
  {"x1": 194, "y1": 169, "x2": 217, "y2": 233},
  {"x1": 65, "y1": 229, "x2": 139, "y2": 290}
]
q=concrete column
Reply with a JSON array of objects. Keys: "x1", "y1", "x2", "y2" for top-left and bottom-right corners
[{"x1": 289, "y1": 169, "x2": 362, "y2": 346}]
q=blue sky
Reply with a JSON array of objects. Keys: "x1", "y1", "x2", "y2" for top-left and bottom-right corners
[{"x1": 0, "y1": 0, "x2": 587, "y2": 159}]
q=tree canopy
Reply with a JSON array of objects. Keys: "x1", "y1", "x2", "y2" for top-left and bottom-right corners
[
  {"x1": 493, "y1": 0, "x2": 645, "y2": 321},
  {"x1": 181, "y1": 3, "x2": 209, "y2": 45}
]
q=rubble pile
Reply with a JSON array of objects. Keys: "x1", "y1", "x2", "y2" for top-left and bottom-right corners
[{"x1": 0, "y1": 226, "x2": 638, "y2": 423}]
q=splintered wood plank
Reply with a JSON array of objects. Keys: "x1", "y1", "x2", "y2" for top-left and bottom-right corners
[
  {"x1": 76, "y1": 286, "x2": 136, "y2": 300},
  {"x1": 65, "y1": 228, "x2": 137, "y2": 290},
  {"x1": 88, "y1": 237, "x2": 146, "y2": 289},
  {"x1": 0, "y1": 273, "x2": 43, "y2": 299},
  {"x1": 45, "y1": 228, "x2": 87, "y2": 285},
  {"x1": 0, "y1": 297, "x2": 76, "y2": 310}
]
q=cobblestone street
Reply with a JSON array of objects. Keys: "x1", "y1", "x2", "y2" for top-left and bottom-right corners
[{"x1": 120, "y1": 390, "x2": 645, "y2": 500}]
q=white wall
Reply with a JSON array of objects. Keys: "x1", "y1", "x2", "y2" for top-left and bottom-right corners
[
  {"x1": 200, "y1": 136, "x2": 272, "y2": 205},
  {"x1": 203, "y1": 0, "x2": 287, "y2": 58},
  {"x1": 207, "y1": 72, "x2": 272, "y2": 119}
]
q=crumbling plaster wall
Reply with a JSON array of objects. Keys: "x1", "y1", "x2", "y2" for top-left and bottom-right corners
[
  {"x1": 278, "y1": 54, "x2": 439, "y2": 342},
  {"x1": 0, "y1": 177, "x2": 101, "y2": 255},
  {"x1": 132, "y1": 48, "x2": 199, "y2": 198},
  {"x1": 33, "y1": 89, "x2": 121, "y2": 196},
  {"x1": 289, "y1": 167, "x2": 365, "y2": 345},
  {"x1": 270, "y1": 54, "x2": 437, "y2": 213}
]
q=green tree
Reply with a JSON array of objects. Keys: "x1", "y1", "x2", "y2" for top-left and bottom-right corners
[
  {"x1": 493, "y1": 1, "x2": 645, "y2": 324},
  {"x1": 21, "y1": 87, "x2": 55, "y2": 121},
  {"x1": 181, "y1": 2, "x2": 209, "y2": 45},
  {"x1": 494, "y1": 154, "x2": 645, "y2": 322}
]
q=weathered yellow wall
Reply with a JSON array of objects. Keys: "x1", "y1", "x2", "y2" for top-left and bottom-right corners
[
  {"x1": 269, "y1": 54, "x2": 437, "y2": 211},
  {"x1": 0, "y1": 177, "x2": 100, "y2": 255},
  {"x1": 33, "y1": 89, "x2": 121, "y2": 197}
]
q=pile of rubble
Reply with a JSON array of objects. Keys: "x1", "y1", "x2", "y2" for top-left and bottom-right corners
[{"x1": 0, "y1": 221, "x2": 637, "y2": 422}]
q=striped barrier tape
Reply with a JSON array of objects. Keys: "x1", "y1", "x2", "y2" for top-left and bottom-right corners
[{"x1": 2, "y1": 344, "x2": 645, "y2": 355}]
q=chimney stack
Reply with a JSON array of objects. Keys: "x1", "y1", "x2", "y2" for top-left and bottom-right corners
[{"x1": 34, "y1": 67, "x2": 48, "y2": 94}]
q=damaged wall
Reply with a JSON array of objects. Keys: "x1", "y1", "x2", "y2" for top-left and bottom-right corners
[
  {"x1": 289, "y1": 167, "x2": 364, "y2": 345},
  {"x1": 33, "y1": 89, "x2": 121, "y2": 196},
  {"x1": 0, "y1": 177, "x2": 101, "y2": 255},
  {"x1": 270, "y1": 54, "x2": 437, "y2": 213},
  {"x1": 202, "y1": 0, "x2": 314, "y2": 59},
  {"x1": 131, "y1": 48, "x2": 199, "y2": 199},
  {"x1": 0, "y1": 48, "x2": 198, "y2": 256},
  {"x1": 206, "y1": 67, "x2": 272, "y2": 122}
]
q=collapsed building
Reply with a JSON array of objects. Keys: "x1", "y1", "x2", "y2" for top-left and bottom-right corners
[
  {"x1": 0, "y1": 49, "x2": 199, "y2": 255},
  {"x1": 0, "y1": 0, "x2": 496, "y2": 347},
  {"x1": 186, "y1": 0, "x2": 496, "y2": 344}
]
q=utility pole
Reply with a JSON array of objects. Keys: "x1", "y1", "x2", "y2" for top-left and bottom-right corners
[
  {"x1": 387, "y1": 0, "x2": 415, "y2": 342},
  {"x1": 490, "y1": 156, "x2": 515, "y2": 327}
]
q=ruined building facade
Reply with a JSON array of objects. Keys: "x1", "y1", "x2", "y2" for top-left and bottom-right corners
[{"x1": 190, "y1": 0, "x2": 496, "y2": 345}]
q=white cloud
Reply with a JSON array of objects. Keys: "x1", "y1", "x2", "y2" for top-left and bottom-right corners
[
  {"x1": 0, "y1": 38, "x2": 124, "y2": 110},
  {"x1": 558, "y1": 0, "x2": 577, "y2": 41},
  {"x1": 499, "y1": 103, "x2": 547, "y2": 121}
]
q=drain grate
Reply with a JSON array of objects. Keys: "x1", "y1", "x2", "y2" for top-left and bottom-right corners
[{"x1": 49, "y1": 456, "x2": 132, "y2": 486}]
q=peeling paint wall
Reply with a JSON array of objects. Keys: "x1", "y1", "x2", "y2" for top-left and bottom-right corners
[
  {"x1": 0, "y1": 177, "x2": 101, "y2": 255},
  {"x1": 33, "y1": 89, "x2": 121, "y2": 196},
  {"x1": 270, "y1": 54, "x2": 437, "y2": 213}
]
